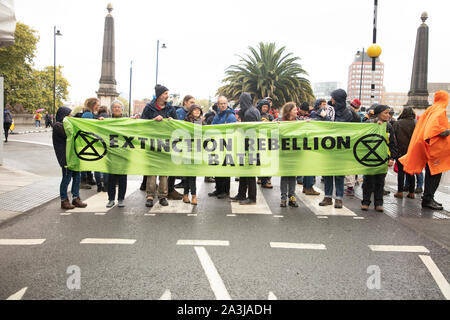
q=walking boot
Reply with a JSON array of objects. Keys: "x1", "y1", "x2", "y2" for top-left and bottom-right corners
[
  {"x1": 72, "y1": 197, "x2": 87, "y2": 208},
  {"x1": 304, "y1": 188, "x2": 320, "y2": 196},
  {"x1": 375, "y1": 205, "x2": 384, "y2": 212},
  {"x1": 191, "y1": 195, "x2": 198, "y2": 206},
  {"x1": 167, "y1": 190, "x2": 183, "y2": 200},
  {"x1": 289, "y1": 196, "x2": 299, "y2": 208},
  {"x1": 319, "y1": 197, "x2": 333, "y2": 206},
  {"x1": 61, "y1": 199, "x2": 75, "y2": 210},
  {"x1": 406, "y1": 193, "x2": 415, "y2": 199},
  {"x1": 183, "y1": 195, "x2": 190, "y2": 204},
  {"x1": 361, "y1": 204, "x2": 369, "y2": 211},
  {"x1": 394, "y1": 192, "x2": 403, "y2": 199},
  {"x1": 334, "y1": 199, "x2": 343, "y2": 209},
  {"x1": 280, "y1": 200, "x2": 287, "y2": 208}
]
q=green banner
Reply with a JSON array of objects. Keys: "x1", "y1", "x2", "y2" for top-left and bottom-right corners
[{"x1": 64, "y1": 118, "x2": 389, "y2": 177}]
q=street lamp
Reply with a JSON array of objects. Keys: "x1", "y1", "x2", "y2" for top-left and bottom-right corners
[
  {"x1": 356, "y1": 49, "x2": 365, "y2": 102},
  {"x1": 129, "y1": 60, "x2": 133, "y2": 117},
  {"x1": 53, "y1": 26, "x2": 62, "y2": 125},
  {"x1": 155, "y1": 40, "x2": 167, "y2": 87}
]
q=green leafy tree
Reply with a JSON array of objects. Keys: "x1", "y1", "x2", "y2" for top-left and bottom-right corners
[
  {"x1": 0, "y1": 22, "x2": 70, "y2": 113},
  {"x1": 218, "y1": 42, "x2": 315, "y2": 108}
]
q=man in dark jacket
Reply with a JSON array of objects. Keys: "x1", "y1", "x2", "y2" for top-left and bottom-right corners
[
  {"x1": 204, "y1": 103, "x2": 219, "y2": 125},
  {"x1": 141, "y1": 84, "x2": 182, "y2": 207},
  {"x1": 231, "y1": 93, "x2": 261, "y2": 205},
  {"x1": 361, "y1": 104, "x2": 398, "y2": 212},
  {"x1": 52, "y1": 106, "x2": 87, "y2": 210},
  {"x1": 3, "y1": 107, "x2": 13, "y2": 142}
]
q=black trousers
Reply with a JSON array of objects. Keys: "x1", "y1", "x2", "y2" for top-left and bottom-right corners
[
  {"x1": 168, "y1": 176, "x2": 180, "y2": 193},
  {"x1": 397, "y1": 160, "x2": 415, "y2": 193},
  {"x1": 184, "y1": 177, "x2": 197, "y2": 195},
  {"x1": 423, "y1": 164, "x2": 442, "y2": 203},
  {"x1": 107, "y1": 174, "x2": 127, "y2": 201},
  {"x1": 237, "y1": 177, "x2": 257, "y2": 201},
  {"x1": 362, "y1": 174, "x2": 386, "y2": 206},
  {"x1": 215, "y1": 177, "x2": 230, "y2": 194},
  {"x1": 4, "y1": 123, "x2": 11, "y2": 141}
]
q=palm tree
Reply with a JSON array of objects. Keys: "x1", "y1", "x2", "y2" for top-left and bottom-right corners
[{"x1": 218, "y1": 42, "x2": 315, "y2": 108}]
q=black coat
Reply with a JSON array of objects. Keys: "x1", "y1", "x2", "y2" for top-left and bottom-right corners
[
  {"x1": 52, "y1": 107, "x2": 72, "y2": 168},
  {"x1": 393, "y1": 118, "x2": 416, "y2": 157},
  {"x1": 239, "y1": 93, "x2": 261, "y2": 122},
  {"x1": 141, "y1": 99, "x2": 177, "y2": 120}
]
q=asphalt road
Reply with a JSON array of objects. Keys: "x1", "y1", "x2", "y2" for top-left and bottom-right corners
[{"x1": 0, "y1": 132, "x2": 449, "y2": 300}]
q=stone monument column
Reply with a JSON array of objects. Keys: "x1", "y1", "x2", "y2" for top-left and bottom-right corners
[
  {"x1": 405, "y1": 12, "x2": 430, "y2": 114},
  {"x1": 97, "y1": 3, "x2": 119, "y2": 108}
]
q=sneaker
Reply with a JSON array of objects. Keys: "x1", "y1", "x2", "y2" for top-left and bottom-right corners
[
  {"x1": 159, "y1": 198, "x2": 169, "y2": 206},
  {"x1": 106, "y1": 200, "x2": 115, "y2": 208},
  {"x1": 118, "y1": 200, "x2": 125, "y2": 208},
  {"x1": 289, "y1": 196, "x2": 299, "y2": 208},
  {"x1": 319, "y1": 197, "x2": 333, "y2": 206},
  {"x1": 334, "y1": 199, "x2": 343, "y2": 209},
  {"x1": 167, "y1": 190, "x2": 183, "y2": 200},
  {"x1": 239, "y1": 199, "x2": 256, "y2": 205},
  {"x1": 414, "y1": 188, "x2": 423, "y2": 194},
  {"x1": 280, "y1": 200, "x2": 287, "y2": 207},
  {"x1": 394, "y1": 192, "x2": 403, "y2": 199},
  {"x1": 261, "y1": 183, "x2": 273, "y2": 189},
  {"x1": 146, "y1": 198, "x2": 154, "y2": 208},
  {"x1": 361, "y1": 204, "x2": 369, "y2": 211}
]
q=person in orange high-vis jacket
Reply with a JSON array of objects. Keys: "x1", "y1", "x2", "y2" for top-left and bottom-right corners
[{"x1": 399, "y1": 90, "x2": 450, "y2": 210}]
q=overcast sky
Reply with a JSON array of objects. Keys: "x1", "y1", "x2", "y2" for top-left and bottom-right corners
[{"x1": 13, "y1": 0, "x2": 450, "y2": 105}]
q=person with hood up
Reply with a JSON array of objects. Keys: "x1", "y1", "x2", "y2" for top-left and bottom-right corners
[
  {"x1": 319, "y1": 89, "x2": 352, "y2": 209},
  {"x1": 393, "y1": 107, "x2": 417, "y2": 200},
  {"x1": 399, "y1": 91, "x2": 450, "y2": 210},
  {"x1": 141, "y1": 84, "x2": 182, "y2": 207},
  {"x1": 52, "y1": 106, "x2": 88, "y2": 210},
  {"x1": 256, "y1": 99, "x2": 274, "y2": 189},
  {"x1": 182, "y1": 105, "x2": 205, "y2": 206},
  {"x1": 176, "y1": 95, "x2": 196, "y2": 121},
  {"x1": 361, "y1": 104, "x2": 398, "y2": 212},
  {"x1": 230, "y1": 93, "x2": 261, "y2": 205}
]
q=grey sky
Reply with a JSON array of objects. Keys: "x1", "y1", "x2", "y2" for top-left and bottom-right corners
[{"x1": 14, "y1": 0, "x2": 450, "y2": 105}]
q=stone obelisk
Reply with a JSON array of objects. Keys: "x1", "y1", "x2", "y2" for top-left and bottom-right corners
[
  {"x1": 405, "y1": 12, "x2": 430, "y2": 113},
  {"x1": 97, "y1": 3, "x2": 119, "y2": 108}
]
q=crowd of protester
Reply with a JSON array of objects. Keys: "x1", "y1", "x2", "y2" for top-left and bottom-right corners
[{"x1": 50, "y1": 85, "x2": 449, "y2": 212}]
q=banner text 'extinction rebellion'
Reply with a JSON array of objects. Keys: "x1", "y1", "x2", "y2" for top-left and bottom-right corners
[{"x1": 64, "y1": 118, "x2": 389, "y2": 177}]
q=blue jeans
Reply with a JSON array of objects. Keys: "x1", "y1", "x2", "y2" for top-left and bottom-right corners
[
  {"x1": 303, "y1": 176, "x2": 316, "y2": 189},
  {"x1": 324, "y1": 176, "x2": 344, "y2": 200},
  {"x1": 405, "y1": 172, "x2": 424, "y2": 189},
  {"x1": 35, "y1": 120, "x2": 41, "y2": 127},
  {"x1": 296, "y1": 176, "x2": 303, "y2": 184},
  {"x1": 60, "y1": 168, "x2": 80, "y2": 201}
]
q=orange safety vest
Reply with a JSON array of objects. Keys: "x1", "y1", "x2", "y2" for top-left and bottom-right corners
[{"x1": 399, "y1": 90, "x2": 450, "y2": 175}]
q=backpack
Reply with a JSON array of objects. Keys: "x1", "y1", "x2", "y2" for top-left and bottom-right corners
[
  {"x1": 4, "y1": 111, "x2": 12, "y2": 124},
  {"x1": 35, "y1": 114, "x2": 39, "y2": 120}
]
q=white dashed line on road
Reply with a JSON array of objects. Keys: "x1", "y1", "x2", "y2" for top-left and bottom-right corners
[
  {"x1": 6, "y1": 287, "x2": 28, "y2": 300},
  {"x1": 270, "y1": 242, "x2": 327, "y2": 250},
  {"x1": 159, "y1": 289, "x2": 172, "y2": 300},
  {"x1": 80, "y1": 238, "x2": 136, "y2": 245},
  {"x1": 268, "y1": 291, "x2": 278, "y2": 300},
  {"x1": 419, "y1": 255, "x2": 450, "y2": 300},
  {"x1": 353, "y1": 217, "x2": 365, "y2": 220},
  {"x1": 177, "y1": 240, "x2": 230, "y2": 247},
  {"x1": 0, "y1": 239, "x2": 46, "y2": 245},
  {"x1": 368, "y1": 245, "x2": 429, "y2": 253},
  {"x1": 194, "y1": 246, "x2": 231, "y2": 300}
]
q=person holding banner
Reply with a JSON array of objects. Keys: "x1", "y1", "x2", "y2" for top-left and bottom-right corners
[
  {"x1": 361, "y1": 105, "x2": 398, "y2": 212},
  {"x1": 257, "y1": 99, "x2": 274, "y2": 189},
  {"x1": 230, "y1": 92, "x2": 261, "y2": 205},
  {"x1": 142, "y1": 85, "x2": 180, "y2": 207},
  {"x1": 106, "y1": 100, "x2": 128, "y2": 208}
]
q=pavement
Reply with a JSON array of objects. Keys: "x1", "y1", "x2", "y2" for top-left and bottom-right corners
[{"x1": 0, "y1": 132, "x2": 449, "y2": 300}]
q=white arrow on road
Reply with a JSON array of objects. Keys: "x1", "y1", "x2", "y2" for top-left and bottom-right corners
[{"x1": 7, "y1": 287, "x2": 27, "y2": 300}]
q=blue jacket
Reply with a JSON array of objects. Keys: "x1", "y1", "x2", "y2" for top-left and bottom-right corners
[
  {"x1": 212, "y1": 108, "x2": 237, "y2": 125},
  {"x1": 176, "y1": 107, "x2": 189, "y2": 121},
  {"x1": 141, "y1": 99, "x2": 177, "y2": 120}
]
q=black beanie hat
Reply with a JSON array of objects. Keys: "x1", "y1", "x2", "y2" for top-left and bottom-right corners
[
  {"x1": 374, "y1": 104, "x2": 390, "y2": 116},
  {"x1": 155, "y1": 84, "x2": 169, "y2": 98}
]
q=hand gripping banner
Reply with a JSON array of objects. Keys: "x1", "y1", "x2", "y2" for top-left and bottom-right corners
[{"x1": 64, "y1": 118, "x2": 389, "y2": 177}]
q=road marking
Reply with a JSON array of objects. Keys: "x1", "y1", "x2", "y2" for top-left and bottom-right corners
[
  {"x1": 368, "y1": 245, "x2": 429, "y2": 253},
  {"x1": 273, "y1": 215, "x2": 284, "y2": 218},
  {"x1": 230, "y1": 184, "x2": 272, "y2": 215},
  {"x1": 159, "y1": 289, "x2": 172, "y2": 300},
  {"x1": 63, "y1": 180, "x2": 141, "y2": 215},
  {"x1": 317, "y1": 216, "x2": 328, "y2": 219},
  {"x1": 187, "y1": 214, "x2": 197, "y2": 217},
  {"x1": 353, "y1": 217, "x2": 365, "y2": 220},
  {"x1": 95, "y1": 212, "x2": 106, "y2": 216},
  {"x1": 7, "y1": 140, "x2": 53, "y2": 147},
  {"x1": 270, "y1": 242, "x2": 327, "y2": 250},
  {"x1": 0, "y1": 239, "x2": 46, "y2": 245},
  {"x1": 6, "y1": 287, "x2": 28, "y2": 300},
  {"x1": 194, "y1": 246, "x2": 231, "y2": 300},
  {"x1": 80, "y1": 238, "x2": 136, "y2": 245},
  {"x1": 144, "y1": 213, "x2": 156, "y2": 217},
  {"x1": 177, "y1": 240, "x2": 229, "y2": 247},
  {"x1": 296, "y1": 185, "x2": 357, "y2": 217},
  {"x1": 419, "y1": 255, "x2": 450, "y2": 300},
  {"x1": 268, "y1": 291, "x2": 278, "y2": 300},
  {"x1": 227, "y1": 214, "x2": 237, "y2": 217}
]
